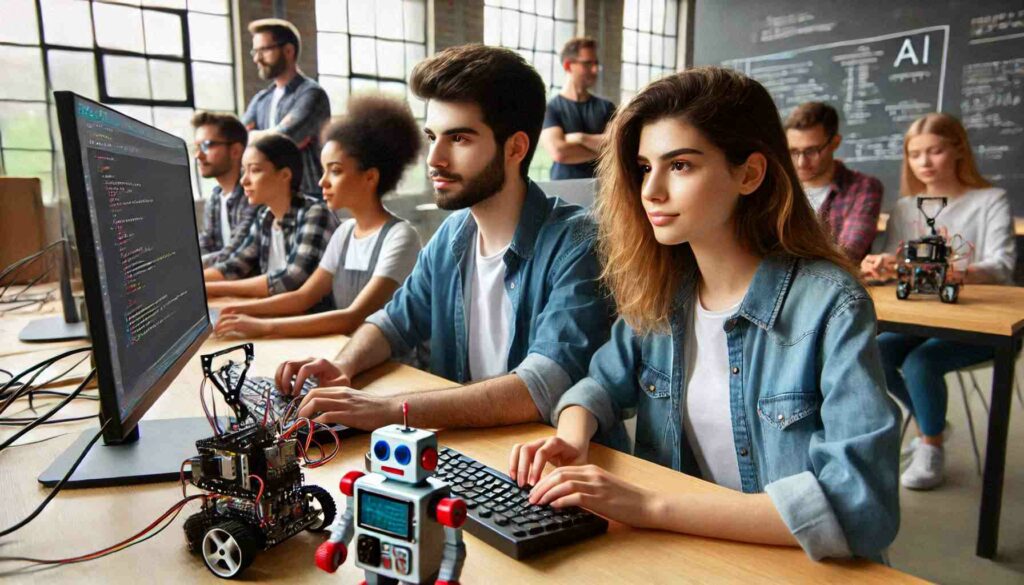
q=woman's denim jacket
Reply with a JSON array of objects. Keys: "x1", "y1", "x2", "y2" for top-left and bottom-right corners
[{"x1": 554, "y1": 254, "x2": 901, "y2": 562}]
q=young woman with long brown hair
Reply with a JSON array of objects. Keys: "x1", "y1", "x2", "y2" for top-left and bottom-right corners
[
  {"x1": 862, "y1": 113, "x2": 1016, "y2": 490},
  {"x1": 509, "y1": 67, "x2": 901, "y2": 561}
]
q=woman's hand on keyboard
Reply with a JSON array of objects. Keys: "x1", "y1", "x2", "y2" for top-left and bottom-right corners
[
  {"x1": 276, "y1": 357, "x2": 350, "y2": 395},
  {"x1": 509, "y1": 436, "x2": 588, "y2": 488},
  {"x1": 214, "y1": 314, "x2": 270, "y2": 338},
  {"x1": 527, "y1": 464, "x2": 658, "y2": 528}
]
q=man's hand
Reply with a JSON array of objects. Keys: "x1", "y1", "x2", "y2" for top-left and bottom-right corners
[
  {"x1": 297, "y1": 387, "x2": 398, "y2": 430},
  {"x1": 275, "y1": 357, "x2": 351, "y2": 395}
]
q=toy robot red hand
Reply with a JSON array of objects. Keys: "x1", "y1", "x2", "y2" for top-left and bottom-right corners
[
  {"x1": 315, "y1": 470, "x2": 364, "y2": 573},
  {"x1": 435, "y1": 497, "x2": 467, "y2": 585}
]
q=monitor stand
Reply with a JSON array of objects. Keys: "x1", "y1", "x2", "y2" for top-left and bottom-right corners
[
  {"x1": 38, "y1": 417, "x2": 225, "y2": 488},
  {"x1": 18, "y1": 316, "x2": 88, "y2": 342}
]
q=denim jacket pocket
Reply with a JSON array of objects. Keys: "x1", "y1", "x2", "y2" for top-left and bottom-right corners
[
  {"x1": 638, "y1": 364, "x2": 671, "y2": 398},
  {"x1": 757, "y1": 391, "x2": 821, "y2": 431}
]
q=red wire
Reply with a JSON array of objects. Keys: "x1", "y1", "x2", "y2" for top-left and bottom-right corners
[{"x1": 248, "y1": 474, "x2": 266, "y2": 526}]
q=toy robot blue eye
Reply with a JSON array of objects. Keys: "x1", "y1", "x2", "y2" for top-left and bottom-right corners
[
  {"x1": 394, "y1": 445, "x2": 411, "y2": 465},
  {"x1": 373, "y1": 440, "x2": 390, "y2": 461}
]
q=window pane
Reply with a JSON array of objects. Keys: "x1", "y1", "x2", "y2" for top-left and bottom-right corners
[
  {"x1": 406, "y1": 88, "x2": 425, "y2": 118},
  {"x1": 152, "y1": 106, "x2": 193, "y2": 145},
  {"x1": 94, "y1": 2, "x2": 145, "y2": 52},
  {"x1": 144, "y1": 0, "x2": 186, "y2": 7},
  {"x1": 377, "y1": 40, "x2": 404, "y2": 80},
  {"x1": 318, "y1": 32, "x2": 350, "y2": 76},
  {"x1": 350, "y1": 36, "x2": 376, "y2": 76},
  {"x1": 0, "y1": 103, "x2": 51, "y2": 149},
  {"x1": 192, "y1": 62, "x2": 233, "y2": 110},
  {"x1": 379, "y1": 80, "x2": 406, "y2": 100},
  {"x1": 652, "y1": 35, "x2": 663, "y2": 67},
  {"x1": 638, "y1": 0, "x2": 652, "y2": 30},
  {"x1": 403, "y1": 0, "x2": 425, "y2": 43},
  {"x1": 47, "y1": 49, "x2": 100, "y2": 98},
  {"x1": 534, "y1": 52, "x2": 553, "y2": 89},
  {"x1": 519, "y1": 13, "x2": 536, "y2": 48},
  {"x1": 404, "y1": 43, "x2": 424, "y2": 78},
  {"x1": 500, "y1": 9, "x2": 519, "y2": 48},
  {"x1": 520, "y1": 0, "x2": 536, "y2": 11},
  {"x1": 665, "y1": 0, "x2": 678, "y2": 36},
  {"x1": 103, "y1": 55, "x2": 151, "y2": 99},
  {"x1": 554, "y1": 0, "x2": 573, "y2": 20},
  {"x1": 483, "y1": 6, "x2": 500, "y2": 45},
  {"x1": 621, "y1": 63, "x2": 636, "y2": 91},
  {"x1": 188, "y1": 0, "x2": 228, "y2": 14},
  {"x1": 351, "y1": 77, "x2": 379, "y2": 93},
  {"x1": 319, "y1": 75, "x2": 349, "y2": 115},
  {"x1": 664, "y1": 36, "x2": 676, "y2": 68},
  {"x1": 555, "y1": 20, "x2": 574, "y2": 49},
  {"x1": 188, "y1": 13, "x2": 231, "y2": 63},
  {"x1": 348, "y1": 1, "x2": 374, "y2": 36},
  {"x1": 623, "y1": 0, "x2": 637, "y2": 30},
  {"x1": 535, "y1": 0, "x2": 553, "y2": 17},
  {"x1": 651, "y1": 0, "x2": 665, "y2": 35},
  {"x1": 317, "y1": 0, "x2": 348, "y2": 32},
  {"x1": 622, "y1": 29, "x2": 636, "y2": 63},
  {"x1": 2, "y1": 151, "x2": 53, "y2": 202},
  {"x1": 144, "y1": 9, "x2": 184, "y2": 56},
  {"x1": 0, "y1": 0, "x2": 40, "y2": 45},
  {"x1": 149, "y1": 59, "x2": 187, "y2": 101},
  {"x1": 41, "y1": 0, "x2": 94, "y2": 48},
  {"x1": 535, "y1": 15, "x2": 553, "y2": 51},
  {"x1": 0, "y1": 47, "x2": 46, "y2": 100},
  {"x1": 376, "y1": 0, "x2": 403, "y2": 40},
  {"x1": 637, "y1": 32, "x2": 651, "y2": 63}
]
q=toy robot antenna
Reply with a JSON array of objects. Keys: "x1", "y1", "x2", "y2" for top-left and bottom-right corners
[{"x1": 402, "y1": 401, "x2": 409, "y2": 430}]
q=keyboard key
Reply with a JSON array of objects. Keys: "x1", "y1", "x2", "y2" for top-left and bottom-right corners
[{"x1": 493, "y1": 514, "x2": 509, "y2": 526}]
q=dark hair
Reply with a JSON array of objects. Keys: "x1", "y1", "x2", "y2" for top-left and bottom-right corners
[
  {"x1": 560, "y1": 36, "x2": 598, "y2": 64},
  {"x1": 190, "y1": 111, "x2": 248, "y2": 146},
  {"x1": 784, "y1": 101, "x2": 839, "y2": 138},
  {"x1": 250, "y1": 133, "x2": 303, "y2": 193},
  {"x1": 410, "y1": 44, "x2": 546, "y2": 178},
  {"x1": 597, "y1": 67, "x2": 853, "y2": 333},
  {"x1": 321, "y1": 94, "x2": 422, "y2": 196},
  {"x1": 247, "y1": 18, "x2": 301, "y2": 58}
]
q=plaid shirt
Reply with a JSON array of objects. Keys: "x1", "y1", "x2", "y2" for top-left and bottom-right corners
[
  {"x1": 242, "y1": 74, "x2": 330, "y2": 197},
  {"x1": 819, "y1": 160, "x2": 883, "y2": 261},
  {"x1": 213, "y1": 194, "x2": 339, "y2": 295},
  {"x1": 198, "y1": 182, "x2": 261, "y2": 267}
]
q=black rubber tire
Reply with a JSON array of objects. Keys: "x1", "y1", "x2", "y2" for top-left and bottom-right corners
[
  {"x1": 302, "y1": 484, "x2": 337, "y2": 532},
  {"x1": 941, "y1": 284, "x2": 959, "y2": 304},
  {"x1": 184, "y1": 512, "x2": 213, "y2": 554},
  {"x1": 896, "y1": 282, "x2": 910, "y2": 300},
  {"x1": 201, "y1": 519, "x2": 261, "y2": 579}
]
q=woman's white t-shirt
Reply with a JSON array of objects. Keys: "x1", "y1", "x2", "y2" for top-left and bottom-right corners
[{"x1": 319, "y1": 218, "x2": 421, "y2": 285}]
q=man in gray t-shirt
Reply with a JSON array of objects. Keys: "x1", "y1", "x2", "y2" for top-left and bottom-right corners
[{"x1": 541, "y1": 37, "x2": 616, "y2": 180}]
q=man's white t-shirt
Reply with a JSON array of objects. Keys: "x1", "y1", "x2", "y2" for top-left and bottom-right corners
[
  {"x1": 466, "y1": 234, "x2": 513, "y2": 381},
  {"x1": 219, "y1": 192, "x2": 232, "y2": 245},
  {"x1": 804, "y1": 184, "x2": 831, "y2": 214},
  {"x1": 682, "y1": 296, "x2": 742, "y2": 491},
  {"x1": 267, "y1": 222, "x2": 287, "y2": 274},
  {"x1": 319, "y1": 219, "x2": 421, "y2": 284},
  {"x1": 268, "y1": 85, "x2": 286, "y2": 126}
]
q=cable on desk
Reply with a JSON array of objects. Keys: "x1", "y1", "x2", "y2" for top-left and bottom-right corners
[
  {"x1": 0, "y1": 347, "x2": 92, "y2": 416},
  {"x1": 0, "y1": 416, "x2": 108, "y2": 538},
  {"x1": 0, "y1": 352, "x2": 93, "y2": 413},
  {"x1": 0, "y1": 370, "x2": 95, "y2": 453}
]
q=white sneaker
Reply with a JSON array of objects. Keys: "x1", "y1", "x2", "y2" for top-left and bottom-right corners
[
  {"x1": 900, "y1": 422, "x2": 952, "y2": 459},
  {"x1": 901, "y1": 443, "x2": 945, "y2": 490}
]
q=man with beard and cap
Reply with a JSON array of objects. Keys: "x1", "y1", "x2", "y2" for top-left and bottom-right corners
[
  {"x1": 242, "y1": 18, "x2": 329, "y2": 197},
  {"x1": 275, "y1": 44, "x2": 614, "y2": 433},
  {"x1": 192, "y1": 111, "x2": 261, "y2": 268}
]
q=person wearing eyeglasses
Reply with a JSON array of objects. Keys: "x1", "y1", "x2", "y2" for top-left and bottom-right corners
[
  {"x1": 785, "y1": 102, "x2": 883, "y2": 261},
  {"x1": 242, "y1": 18, "x2": 330, "y2": 197},
  {"x1": 192, "y1": 111, "x2": 260, "y2": 268},
  {"x1": 540, "y1": 37, "x2": 616, "y2": 180}
]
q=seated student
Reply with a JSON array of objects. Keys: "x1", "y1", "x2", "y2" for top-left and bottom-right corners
[
  {"x1": 276, "y1": 45, "x2": 614, "y2": 431},
  {"x1": 862, "y1": 112, "x2": 1016, "y2": 490},
  {"x1": 785, "y1": 102, "x2": 883, "y2": 261},
  {"x1": 192, "y1": 111, "x2": 261, "y2": 268},
  {"x1": 509, "y1": 67, "x2": 900, "y2": 562},
  {"x1": 204, "y1": 134, "x2": 339, "y2": 298},
  {"x1": 213, "y1": 95, "x2": 423, "y2": 338}
]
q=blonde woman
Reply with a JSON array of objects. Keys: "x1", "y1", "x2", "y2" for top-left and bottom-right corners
[
  {"x1": 862, "y1": 113, "x2": 1016, "y2": 490},
  {"x1": 508, "y1": 68, "x2": 900, "y2": 562}
]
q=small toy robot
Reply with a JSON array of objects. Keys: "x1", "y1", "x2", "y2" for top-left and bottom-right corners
[
  {"x1": 183, "y1": 344, "x2": 337, "y2": 579},
  {"x1": 315, "y1": 406, "x2": 467, "y2": 585},
  {"x1": 896, "y1": 197, "x2": 966, "y2": 304}
]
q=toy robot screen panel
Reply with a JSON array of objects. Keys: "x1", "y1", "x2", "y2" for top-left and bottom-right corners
[{"x1": 358, "y1": 490, "x2": 413, "y2": 541}]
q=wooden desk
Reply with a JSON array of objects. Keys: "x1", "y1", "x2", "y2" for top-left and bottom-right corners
[
  {"x1": 869, "y1": 284, "x2": 1024, "y2": 558},
  {"x1": 876, "y1": 213, "x2": 1024, "y2": 236},
  {"x1": 0, "y1": 333, "x2": 922, "y2": 583}
]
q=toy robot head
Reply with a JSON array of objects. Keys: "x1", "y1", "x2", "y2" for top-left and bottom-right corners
[{"x1": 369, "y1": 424, "x2": 439, "y2": 484}]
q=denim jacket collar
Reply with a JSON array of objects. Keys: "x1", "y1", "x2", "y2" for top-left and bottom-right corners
[
  {"x1": 449, "y1": 179, "x2": 551, "y2": 264},
  {"x1": 263, "y1": 73, "x2": 307, "y2": 96}
]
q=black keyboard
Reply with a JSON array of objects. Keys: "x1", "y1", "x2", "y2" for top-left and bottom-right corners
[{"x1": 436, "y1": 447, "x2": 608, "y2": 559}]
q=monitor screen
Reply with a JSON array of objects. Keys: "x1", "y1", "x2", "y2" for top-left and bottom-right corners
[
  {"x1": 55, "y1": 92, "x2": 210, "y2": 441},
  {"x1": 358, "y1": 490, "x2": 413, "y2": 540}
]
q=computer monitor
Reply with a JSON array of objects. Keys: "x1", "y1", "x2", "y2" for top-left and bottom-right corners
[{"x1": 38, "y1": 91, "x2": 214, "y2": 488}]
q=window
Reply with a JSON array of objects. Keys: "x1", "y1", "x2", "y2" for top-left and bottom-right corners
[
  {"x1": 621, "y1": 0, "x2": 678, "y2": 103},
  {"x1": 484, "y1": 0, "x2": 577, "y2": 181},
  {"x1": 315, "y1": 0, "x2": 427, "y2": 194},
  {"x1": 0, "y1": 0, "x2": 237, "y2": 203}
]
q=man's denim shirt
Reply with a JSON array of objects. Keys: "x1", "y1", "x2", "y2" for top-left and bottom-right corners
[
  {"x1": 366, "y1": 180, "x2": 614, "y2": 420},
  {"x1": 555, "y1": 253, "x2": 901, "y2": 562}
]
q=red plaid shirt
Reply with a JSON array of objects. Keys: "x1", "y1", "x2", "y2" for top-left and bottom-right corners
[{"x1": 818, "y1": 160, "x2": 883, "y2": 261}]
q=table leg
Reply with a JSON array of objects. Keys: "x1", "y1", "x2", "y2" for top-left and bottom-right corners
[{"x1": 977, "y1": 339, "x2": 1016, "y2": 558}]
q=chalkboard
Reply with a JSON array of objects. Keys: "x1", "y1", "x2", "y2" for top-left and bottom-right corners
[{"x1": 693, "y1": 0, "x2": 1024, "y2": 214}]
